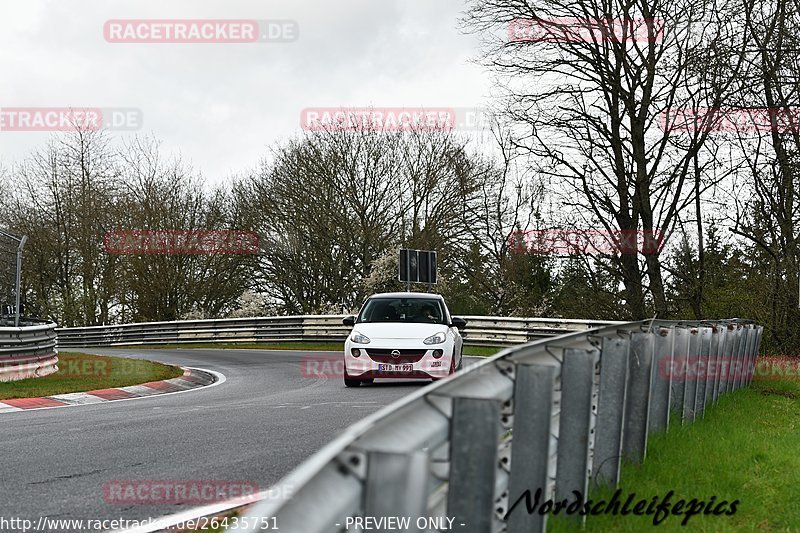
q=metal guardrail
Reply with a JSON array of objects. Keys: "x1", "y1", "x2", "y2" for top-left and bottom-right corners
[
  {"x1": 55, "y1": 316, "x2": 621, "y2": 348},
  {"x1": 225, "y1": 319, "x2": 762, "y2": 533},
  {"x1": 0, "y1": 317, "x2": 59, "y2": 382}
]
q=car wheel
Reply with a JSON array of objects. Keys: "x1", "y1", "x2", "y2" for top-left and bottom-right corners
[
  {"x1": 457, "y1": 349, "x2": 463, "y2": 371},
  {"x1": 344, "y1": 367, "x2": 368, "y2": 387}
]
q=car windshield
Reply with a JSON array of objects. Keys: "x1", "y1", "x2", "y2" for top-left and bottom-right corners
[{"x1": 357, "y1": 298, "x2": 445, "y2": 324}]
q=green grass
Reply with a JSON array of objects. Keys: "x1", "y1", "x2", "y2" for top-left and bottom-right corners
[
  {"x1": 135, "y1": 341, "x2": 347, "y2": 351},
  {"x1": 547, "y1": 376, "x2": 800, "y2": 532},
  {"x1": 0, "y1": 352, "x2": 183, "y2": 400},
  {"x1": 126, "y1": 341, "x2": 506, "y2": 357},
  {"x1": 464, "y1": 345, "x2": 506, "y2": 357}
]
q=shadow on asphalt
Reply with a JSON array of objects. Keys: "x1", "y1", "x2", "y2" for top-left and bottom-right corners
[{"x1": 356, "y1": 380, "x2": 432, "y2": 388}]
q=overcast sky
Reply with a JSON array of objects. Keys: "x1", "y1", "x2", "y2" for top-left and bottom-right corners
[{"x1": 0, "y1": 0, "x2": 493, "y2": 184}]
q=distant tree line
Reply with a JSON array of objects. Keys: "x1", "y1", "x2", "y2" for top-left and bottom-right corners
[{"x1": 1, "y1": 0, "x2": 799, "y2": 353}]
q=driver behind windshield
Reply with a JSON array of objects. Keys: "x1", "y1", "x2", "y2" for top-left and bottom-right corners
[{"x1": 420, "y1": 304, "x2": 439, "y2": 322}]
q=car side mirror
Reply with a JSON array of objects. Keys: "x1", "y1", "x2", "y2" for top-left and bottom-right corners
[
  {"x1": 451, "y1": 317, "x2": 467, "y2": 330},
  {"x1": 342, "y1": 315, "x2": 356, "y2": 327}
]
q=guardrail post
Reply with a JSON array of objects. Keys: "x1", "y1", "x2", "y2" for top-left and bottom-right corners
[
  {"x1": 747, "y1": 325, "x2": 758, "y2": 385},
  {"x1": 728, "y1": 325, "x2": 739, "y2": 390},
  {"x1": 738, "y1": 324, "x2": 748, "y2": 389},
  {"x1": 737, "y1": 325, "x2": 749, "y2": 388},
  {"x1": 744, "y1": 326, "x2": 752, "y2": 386},
  {"x1": 733, "y1": 324, "x2": 747, "y2": 390},
  {"x1": 555, "y1": 348, "x2": 597, "y2": 523},
  {"x1": 731, "y1": 325, "x2": 744, "y2": 391},
  {"x1": 749, "y1": 326, "x2": 763, "y2": 386},
  {"x1": 705, "y1": 327, "x2": 720, "y2": 409},
  {"x1": 728, "y1": 324, "x2": 742, "y2": 392},
  {"x1": 670, "y1": 327, "x2": 689, "y2": 416},
  {"x1": 682, "y1": 329, "x2": 700, "y2": 423},
  {"x1": 720, "y1": 324, "x2": 735, "y2": 395},
  {"x1": 742, "y1": 324, "x2": 753, "y2": 388},
  {"x1": 730, "y1": 324, "x2": 744, "y2": 392},
  {"x1": 695, "y1": 327, "x2": 712, "y2": 418},
  {"x1": 648, "y1": 327, "x2": 672, "y2": 434},
  {"x1": 506, "y1": 363, "x2": 557, "y2": 533},
  {"x1": 622, "y1": 332, "x2": 654, "y2": 462},
  {"x1": 448, "y1": 397, "x2": 502, "y2": 533},
  {"x1": 593, "y1": 337, "x2": 630, "y2": 488},
  {"x1": 742, "y1": 325, "x2": 751, "y2": 389},
  {"x1": 365, "y1": 451, "x2": 429, "y2": 531},
  {"x1": 712, "y1": 326, "x2": 725, "y2": 403}
]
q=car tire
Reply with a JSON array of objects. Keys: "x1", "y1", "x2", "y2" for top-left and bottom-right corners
[
  {"x1": 344, "y1": 366, "x2": 372, "y2": 387},
  {"x1": 457, "y1": 349, "x2": 463, "y2": 371}
]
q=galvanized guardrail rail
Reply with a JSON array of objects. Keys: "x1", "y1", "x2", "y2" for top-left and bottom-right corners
[
  {"x1": 56, "y1": 316, "x2": 620, "y2": 348},
  {"x1": 0, "y1": 317, "x2": 59, "y2": 382},
  {"x1": 226, "y1": 319, "x2": 762, "y2": 533}
]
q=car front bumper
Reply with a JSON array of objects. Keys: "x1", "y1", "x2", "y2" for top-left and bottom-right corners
[{"x1": 344, "y1": 338, "x2": 455, "y2": 380}]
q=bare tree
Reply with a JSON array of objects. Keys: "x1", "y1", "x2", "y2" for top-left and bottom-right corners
[
  {"x1": 456, "y1": 125, "x2": 549, "y2": 314},
  {"x1": 9, "y1": 128, "x2": 120, "y2": 326},
  {"x1": 464, "y1": 0, "x2": 750, "y2": 318},
  {"x1": 239, "y1": 120, "x2": 493, "y2": 313},
  {"x1": 115, "y1": 136, "x2": 255, "y2": 321},
  {"x1": 726, "y1": 0, "x2": 800, "y2": 349}
]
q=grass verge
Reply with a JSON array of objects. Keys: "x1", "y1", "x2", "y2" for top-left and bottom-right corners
[
  {"x1": 0, "y1": 352, "x2": 183, "y2": 400},
  {"x1": 126, "y1": 341, "x2": 505, "y2": 357},
  {"x1": 547, "y1": 376, "x2": 800, "y2": 532}
]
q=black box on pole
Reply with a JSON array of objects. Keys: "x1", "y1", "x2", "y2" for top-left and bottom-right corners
[{"x1": 399, "y1": 249, "x2": 437, "y2": 284}]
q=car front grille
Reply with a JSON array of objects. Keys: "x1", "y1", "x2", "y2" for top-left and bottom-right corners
[{"x1": 366, "y1": 349, "x2": 427, "y2": 364}]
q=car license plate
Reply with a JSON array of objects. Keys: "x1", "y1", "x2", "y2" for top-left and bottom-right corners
[{"x1": 378, "y1": 363, "x2": 413, "y2": 372}]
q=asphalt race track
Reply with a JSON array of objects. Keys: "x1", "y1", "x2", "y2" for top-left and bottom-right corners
[{"x1": 0, "y1": 348, "x2": 480, "y2": 529}]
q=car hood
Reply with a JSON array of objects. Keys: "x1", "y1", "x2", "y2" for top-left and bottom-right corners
[{"x1": 352, "y1": 322, "x2": 448, "y2": 340}]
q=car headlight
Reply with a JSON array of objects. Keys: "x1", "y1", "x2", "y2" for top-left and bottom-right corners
[
  {"x1": 350, "y1": 331, "x2": 371, "y2": 344},
  {"x1": 423, "y1": 332, "x2": 446, "y2": 345}
]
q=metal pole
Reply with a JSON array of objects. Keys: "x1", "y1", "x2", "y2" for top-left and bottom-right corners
[
  {"x1": 427, "y1": 256, "x2": 432, "y2": 293},
  {"x1": 406, "y1": 250, "x2": 411, "y2": 293},
  {"x1": 0, "y1": 230, "x2": 26, "y2": 326},
  {"x1": 15, "y1": 236, "x2": 27, "y2": 327}
]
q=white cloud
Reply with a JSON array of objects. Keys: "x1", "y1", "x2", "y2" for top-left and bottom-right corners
[{"x1": 0, "y1": 0, "x2": 492, "y2": 183}]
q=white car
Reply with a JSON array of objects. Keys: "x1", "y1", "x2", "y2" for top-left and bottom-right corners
[{"x1": 342, "y1": 292, "x2": 466, "y2": 387}]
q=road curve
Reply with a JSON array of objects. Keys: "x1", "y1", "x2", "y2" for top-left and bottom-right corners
[{"x1": 0, "y1": 348, "x2": 477, "y2": 530}]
